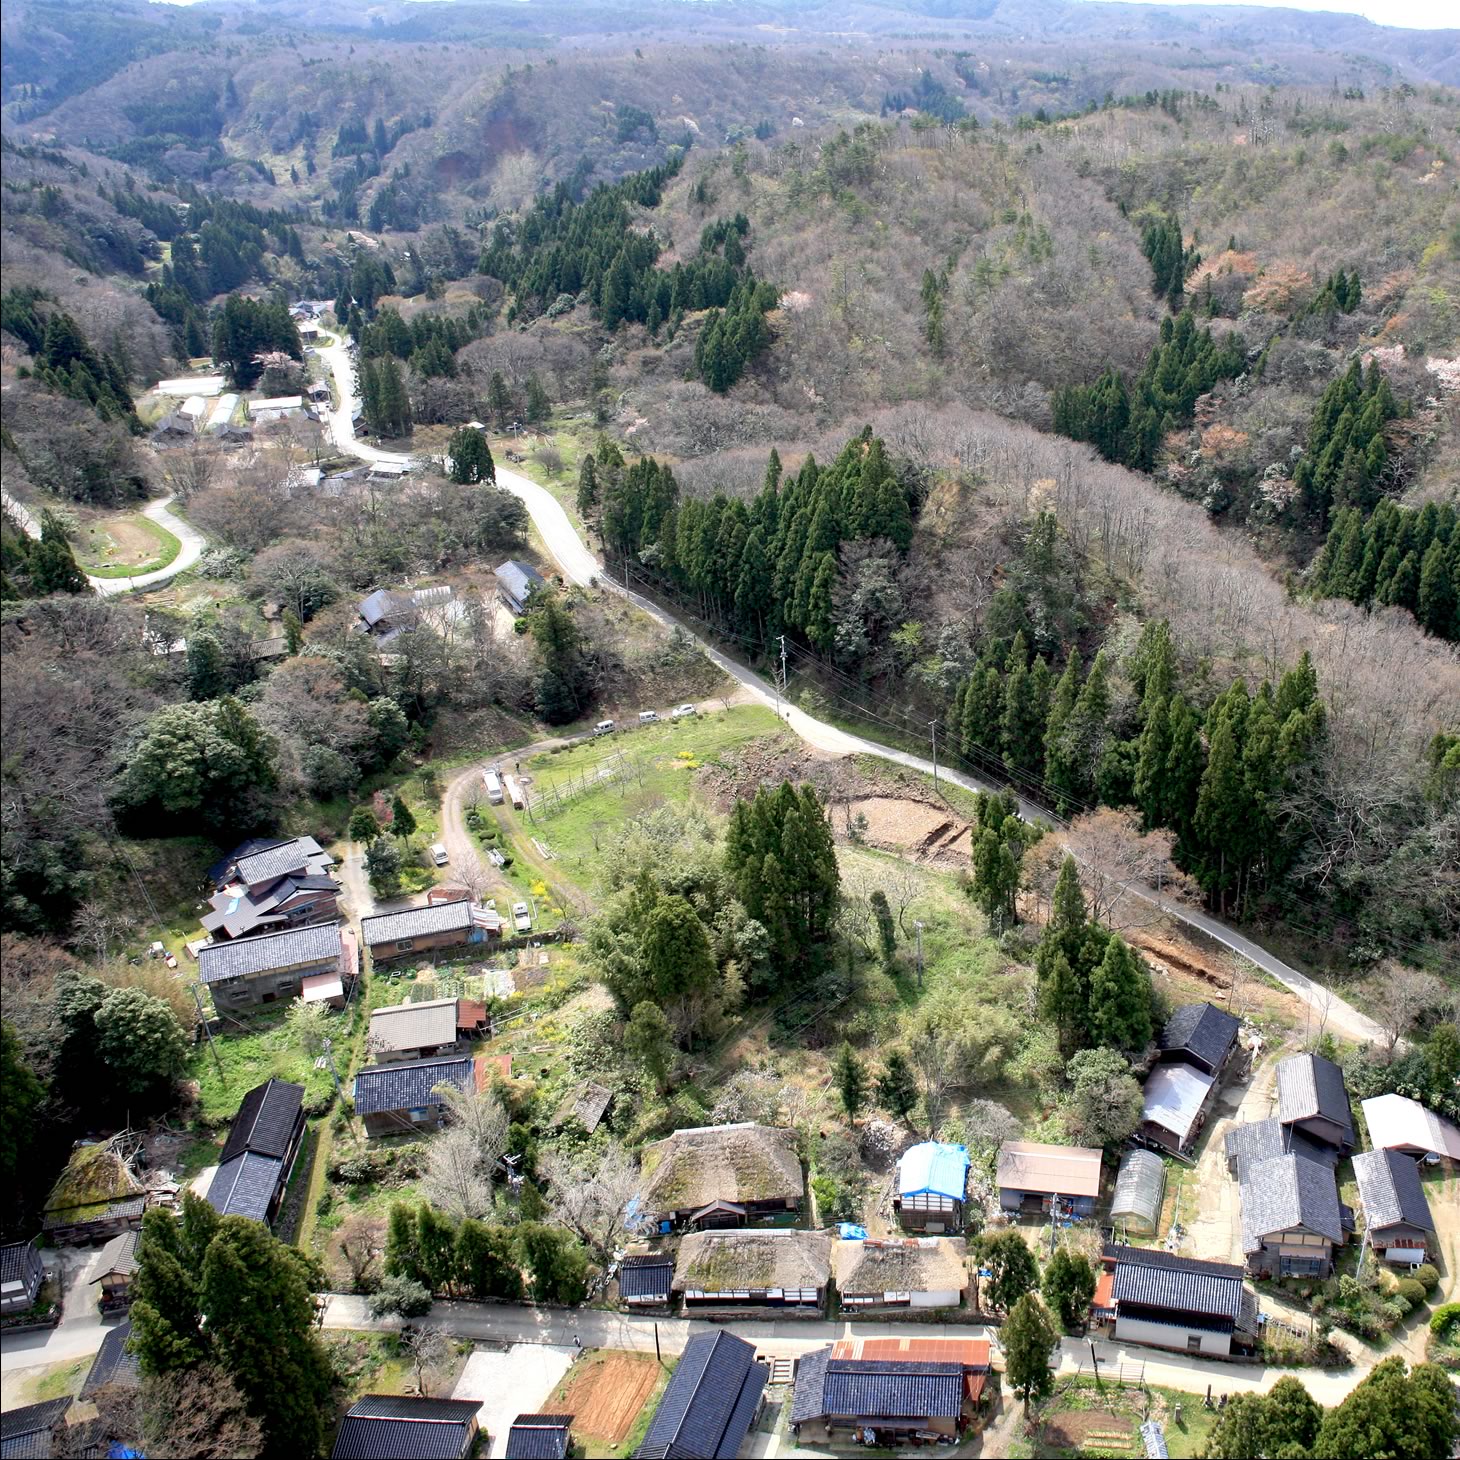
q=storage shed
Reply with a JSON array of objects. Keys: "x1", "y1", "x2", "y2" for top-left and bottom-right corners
[
  {"x1": 893, "y1": 1142, "x2": 969, "y2": 1232},
  {"x1": 1111, "y1": 1149, "x2": 1166, "y2": 1238},
  {"x1": 1140, "y1": 1063, "x2": 1216, "y2": 1155}
]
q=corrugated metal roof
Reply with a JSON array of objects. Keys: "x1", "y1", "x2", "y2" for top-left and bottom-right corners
[
  {"x1": 198, "y1": 922, "x2": 342, "y2": 984},
  {"x1": 897, "y1": 1142, "x2": 969, "y2": 1201},
  {"x1": 1111, "y1": 1149, "x2": 1166, "y2": 1229},
  {"x1": 1361, "y1": 1094, "x2": 1460, "y2": 1159},
  {"x1": 996, "y1": 1141, "x2": 1102, "y2": 1198},
  {"x1": 1353, "y1": 1148, "x2": 1435, "y2": 1235},
  {"x1": 830, "y1": 1337, "x2": 989, "y2": 1368},
  {"x1": 1142, "y1": 1063, "x2": 1215, "y2": 1146},
  {"x1": 369, "y1": 998, "x2": 460, "y2": 1052},
  {"x1": 352, "y1": 1056, "x2": 476, "y2": 1116},
  {"x1": 495, "y1": 560, "x2": 546, "y2": 608},
  {"x1": 361, "y1": 900, "x2": 474, "y2": 947}
]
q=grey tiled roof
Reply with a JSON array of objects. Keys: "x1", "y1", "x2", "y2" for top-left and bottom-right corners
[
  {"x1": 1276, "y1": 1054, "x2": 1354, "y2": 1140},
  {"x1": 1111, "y1": 1247, "x2": 1245, "y2": 1321},
  {"x1": 1224, "y1": 1118, "x2": 1337, "y2": 1179},
  {"x1": 207, "y1": 1152, "x2": 284, "y2": 1222},
  {"x1": 234, "y1": 838, "x2": 318, "y2": 887},
  {"x1": 199, "y1": 921, "x2": 342, "y2": 984},
  {"x1": 222, "y1": 1078, "x2": 304, "y2": 1163},
  {"x1": 619, "y1": 1254, "x2": 674, "y2": 1300},
  {"x1": 352, "y1": 1056, "x2": 476, "y2": 1116},
  {"x1": 0, "y1": 1241, "x2": 42, "y2": 1292},
  {"x1": 332, "y1": 1397, "x2": 480, "y2": 1460},
  {"x1": 0, "y1": 1399, "x2": 73, "y2": 1460},
  {"x1": 1353, "y1": 1149, "x2": 1435, "y2": 1235},
  {"x1": 1160, "y1": 1003, "x2": 1240, "y2": 1069},
  {"x1": 635, "y1": 1330, "x2": 766, "y2": 1460},
  {"x1": 789, "y1": 1347, "x2": 834, "y2": 1424},
  {"x1": 361, "y1": 900, "x2": 474, "y2": 947},
  {"x1": 89, "y1": 1229, "x2": 140, "y2": 1280},
  {"x1": 1240, "y1": 1153, "x2": 1344, "y2": 1251},
  {"x1": 504, "y1": 1416, "x2": 572, "y2": 1460},
  {"x1": 819, "y1": 1359, "x2": 965, "y2": 1421},
  {"x1": 81, "y1": 1320, "x2": 140, "y2": 1398}
]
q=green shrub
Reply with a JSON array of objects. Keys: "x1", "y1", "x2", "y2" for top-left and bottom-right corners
[
  {"x1": 1397, "y1": 1277, "x2": 1427, "y2": 1306},
  {"x1": 1431, "y1": 1301, "x2": 1460, "y2": 1336},
  {"x1": 1413, "y1": 1263, "x2": 1440, "y2": 1292}
]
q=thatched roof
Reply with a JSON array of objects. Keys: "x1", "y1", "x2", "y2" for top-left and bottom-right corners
[
  {"x1": 641, "y1": 1123, "x2": 803, "y2": 1213},
  {"x1": 832, "y1": 1237, "x2": 968, "y2": 1296},
  {"x1": 552, "y1": 1081, "x2": 613, "y2": 1135},
  {"x1": 42, "y1": 1141, "x2": 142, "y2": 1226},
  {"x1": 674, "y1": 1229, "x2": 832, "y2": 1293}
]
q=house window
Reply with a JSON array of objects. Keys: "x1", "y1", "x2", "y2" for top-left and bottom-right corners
[
  {"x1": 408, "y1": 1108, "x2": 430, "y2": 1122},
  {"x1": 1280, "y1": 1257, "x2": 1324, "y2": 1277},
  {"x1": 396, "y1": 939, "x2": 415, "y2": 952},
  {"x1": 1186, "y1": 1335, "x2": 1201, "y2": 1352},
  {"x1": 261, "y1": 991, "x2": 276, "y2": 1003}
]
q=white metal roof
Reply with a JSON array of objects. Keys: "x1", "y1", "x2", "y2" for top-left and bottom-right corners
[{"x1": 1361, "y1": 1094, "x2": 1460, "y2": 1159}]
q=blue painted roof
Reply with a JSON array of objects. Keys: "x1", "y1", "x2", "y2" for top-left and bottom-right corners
[{"x1": 898, "y1": 1142, "x2": 969, "y2": 1201}]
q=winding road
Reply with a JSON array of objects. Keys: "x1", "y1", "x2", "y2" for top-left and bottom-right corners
[
  {"x1": 316, "y1": 335, "x2": 1389, "y2": 1049},
  {"x1": 1, "y1": 490, "x2": 205, "y2": 596}
]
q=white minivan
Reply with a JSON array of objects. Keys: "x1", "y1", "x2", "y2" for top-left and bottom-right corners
[
  {"x1": 594, "y1": 719, "x2": 616, "y2": 735},
  {"x1": 638, "y1": 710, "x2": 659, "y2": 724},
  {"x1": 430, "y1": 843, "x2": 449, "y2": 867}
]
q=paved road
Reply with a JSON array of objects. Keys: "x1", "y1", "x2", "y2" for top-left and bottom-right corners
[
  {"x1": 1, "y1": 491, "x2": 205, "y2": 596},
  {"x1": 318, "y1": 1294, "x2": 1370, "y2": 1406}
]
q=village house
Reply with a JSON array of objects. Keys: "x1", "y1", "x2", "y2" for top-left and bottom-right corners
[
  {"x1": 361, "y1": 899, "x2": 486, "y2": 966},
  {"x1": 791, "y1": 1337, "x2": 990, "y2": 1448},
  {"x1": 206, "y1": 1078, "x2": 307, "y2": 1227},
  {"x1": 1158, "y1": 1002, "x2": 1241, "y2": 1078},
  {"x1": 633, "y1": 1330, "x2": 766, "y2": 1460},
  {"x1": 352, "y1": 1054, "x2": 485, "y2": 1138},
  {"x1": 0, "y1": 1240, "x2": 45, "y2": 1314},
  {"x1": 673, "y1": 1229, "x2": 832, "y2": 1314},
  {"x1": 88, "y1": 1229, "x2": 140, "y2": 1313},
  {"x1": 1224, "y1": 1116, "x2": 1337, "y2": 1180},
  {"x1": 1352, "y1": 1148, "x2": 1436, "y2": 1268},
  {"x1": 81, "y1": 1320, "x2": 140, "y2": 1401},
  {"x1": 640, "y1": 1122, "x2": 804, "y2": 1232},
  {"x1": 504, "y1": 1414, "x2": 574, "y2": 1460},
  {"x1": 1139, "y1": 1061, "x2": 1217, "y2": 1156},
  {"x1": 357, "y1": 585, "x2": 454, "y2": 643},
  {"x1": 202, "y1": 836, "x2": 340, "y2": 941},
  {"x1": 618, "y1": 1253, "x2": 675, "y2": 1309},
  {"x1": 199, "y1": 921, "x2": 353, "y2": 1014},
  {"x1": 832, "y1": 1236, "x2": 968, "y2": 1311},
  {"x1": 1093, "y1": 1246, "x2": 1254, "y2": 1357},
  {"x1": 495, "y1": 559, "x2": 547, "y2": 616},
  {"x1": 1240, "y1": 1152, "x2": 1347, "y2": 1278},
  {"x1": 248, "y1": 395, "x2": 307, "y2": 424},
  {"x1": 41, "y1": 1142, "x2": 146, "y2": 1247},
  {"x1": 1360, "y1": 1094, "x2": 1460, "y2": 1162},
  {"x1": 893, "y1": 1141, "x2": 969, "y2": 1233},
  {"x1": 996, "y1": 1140, "x2": 1102, "y2": 1217},
  {"x1": 332, "y1": 1396, "x2": 482, "y2": 1460},
  {"x1": 367, "y1": 998, "x2": 465, "y2": 1064},
  {"x1": 1276, "y1": 1052, "x2": 1355, "y2": 1154},
  {"x1": 1, "y1": 1400, "x2": 75, "y2": 1459}
]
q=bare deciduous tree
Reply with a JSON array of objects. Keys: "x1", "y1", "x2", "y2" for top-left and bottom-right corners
[
  {"x1": 400, "y1": 1324, "x2": 451, "y2": 1397},
  {"x1": 538, "y1": 1143, "x2": 646, "y2": 1262},
  {"x1": 419, "y1": 1083, "x2": 509, "y2": 1220},
  {"x1": 1062, "y1": 809, "x2": 1197, "y2": 930},
  {"x1": 1373, "y1": 964, "x2": 1447, "y2": 1058},
  {"x1": 337, "y1": 1212, "x2": 384, "y2": 1294}
]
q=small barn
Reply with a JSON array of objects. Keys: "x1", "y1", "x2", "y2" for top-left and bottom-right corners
[
  {"x1": 1276, "y1": 1053, "x2": 1355, "y2": 1154},
  {"x1": 0, "y1": 1240, "x2": 45, "y2": 1315},
  {"x1": 495, "y1": 559, "x2": 547, "y2": 615},
  {"x1": 618, "y1": 1253, "x2": 674, "y2": 1309},
  {"x1": 1352, "y1": 1148, "x2": 1436, "y2": 1266},
  {"x1": 88, "y1": 1229, "x2": 140, "y2": 1313},
  {"x1": 1360, "y1": 1094, "x2": 1460, "y2": 1162},
  {"x1": 996, "y1": 1141, "x2": 1102, "y2": 1217},
  {"x1": 893, "y1": 1142, "x2": 969, "y2": 1233},
  {"x1": 1140, "y1": 1063, "x2": 1216, "y2": 1156},
  {"x1": 1111, "y1": 1149, "x2": 1166, "y2": 1239}
]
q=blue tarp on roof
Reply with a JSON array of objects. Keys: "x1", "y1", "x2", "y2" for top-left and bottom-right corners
[{"x1": 897, "y1": 1142, "x2": 969, "y2": 1201}]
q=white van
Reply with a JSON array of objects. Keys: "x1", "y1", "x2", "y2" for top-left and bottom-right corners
[
  {"x1": 594, "y1": 720, "x2": 616, "y2": 735},
  {"x1": 482, "y1": 767, "x2": 504, "y2": 805},
  {"x1": 638, "y1": 710, "x2": 659, "y2": 724},
  {"x1": 430, "y1": 843, "x2": 449, "y2": 867}
]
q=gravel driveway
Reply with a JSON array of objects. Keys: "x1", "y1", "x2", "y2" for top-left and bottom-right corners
[{"x1": 452, "y1": 1343, "x2": 577, "y2": 1457}]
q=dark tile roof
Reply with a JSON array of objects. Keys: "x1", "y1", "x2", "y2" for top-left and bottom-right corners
[
  {"x1": 352, "y1": 1056, "x2": 476, "y2": 1116},
  {"x1": 81, "y1": 1321, "x2": 140, "y2": 1398},
  {"x1": 199, "y1": 921, "x2": 342, "y2": 984},
  {"x1": 1240, "y1": 1153, "x2": 1344, "y2": 1251},
  {"x1": 207, "y1": 837, "x2": 282, "y2": 883},
  {"x1": 1224, "y1": 1118, "x2": 1337, "y2": 1179},
  {"x1": 635, "y1": 1330, "x2": 767, "y2": 1460},
  {"x1": 233, "y1": 839, "x2": 315, "y2": 887},
  {"x1": 0, "y1": 1399, "x2": 72, "y2": 1460},
  {"x1": 1160, "y1": 1003, "x2": 1240, "y2": 1069},
  {"x1": 222, "y1": 1078, "x2": 305, "y2": 1163},
  {"x1": 332, "y1": 1397, "x2": 480, "y2": 1460},
  {"x1": 0, "y1": 1240, "x2": 42, "y2": 1291},
  {"x1": 820, "y1": 1359, "x2": 965, "y2": 1421},
  {"x1": 619, "y1": 1254, "x2": 674, "y2": 1300},
  {"x1": 1110, "y1": 1247, "x2": 1245, "y2": 1322},
  {"x1": 207, "y1": 1151, "x2": 284, "y2": 1222},
  {"x1": 789, "y1": 1347, "x2": 834, "y2": 1425},
  {"x1": 504, "y1": 1415, "x2": 573, "y2": 1460},
  {"x1": 88, "y1": 1229, "x2": 140, "y2": 1280},
  {"x1": 1353, "y1": 1149, "x2": 1435, "y2": 1235},
  {"x1": 361, "y1": 900, "x2": 474, "y2": 947},
  {"x1": 1277, "y1": 1054, "x2": 1354, "y2": 1140}
]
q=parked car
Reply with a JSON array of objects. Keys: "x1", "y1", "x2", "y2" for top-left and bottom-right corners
[
  {"x1": 431, "y1": 843, "x2": 449, "y2": 867},
  {"x1": 488, "y1": 849, "x2": 508, "y2": 868},
  {"x1": 671, "y1": 703, "x2": 697, "y2": 719},
  {"x1": 639, "y1": 710, "x2": 659, "y2": 723},
  {"x1": 512, "y1": 901, "x2": 532, "y2": 932},
  {"x1": 594, "y1": 719, "x2": 616, "y2": 735}
]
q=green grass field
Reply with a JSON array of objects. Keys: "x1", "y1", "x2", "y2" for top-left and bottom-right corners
[
  {"x1": 76, "y1": 511, "x2": 181, "y2": 578},
  {"x1": 190, "y1": 1004, "x2": 339, "y2": 1123}
]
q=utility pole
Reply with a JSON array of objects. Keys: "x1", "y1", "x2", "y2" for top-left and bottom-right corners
[
  {"x1": 320, "y1": 1037, "x2": 342, "y2": 1096},
  {"x1": 929, "y1": 718, "x2": 939, "y2": 790},
  {"x1": 914, "y1": 921, "x2": 925, "y2": 991},
  {"x1": 778, "y1": 635, "x2": 788, "y2": 718},
  {"x1": 191, "y1": 985, "x2": 223, "y2": 1078}
]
